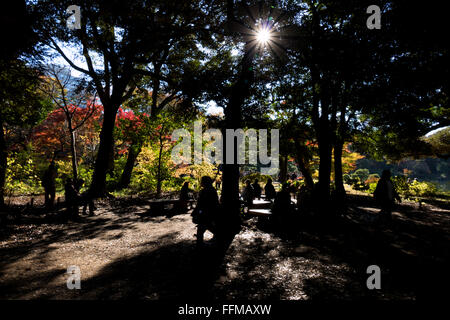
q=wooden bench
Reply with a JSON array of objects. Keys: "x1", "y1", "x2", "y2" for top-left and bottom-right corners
[
  {"x1": 251, "y1": 199, "x2": 272, "y2": 209},
  {"x1": 247, "y1": 208, "x2": 272, "y2": 217},
  {"x1": 146, "y1": 198, "x2": 196, "y2": 214}
]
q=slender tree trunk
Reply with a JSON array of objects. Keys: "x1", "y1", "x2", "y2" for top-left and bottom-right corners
[
  {"x1": 296, "y1": 155, "x2": 314, "y2": 189},
  {"x1": 118, "y1": 143, "x2": 141, "y2": 189},
  {"x1": 0, "y1": 115, "x2": 7, "y2": 207},
  {"x1": 89, "y1": 105, "x2": 118, "y2": 197},
  {"x1": 279, "y1": 155, "x2": 288, "y2": 184},
  {"x1": 68, "y1": 126, "x2": 78, "y2": 182},
  {"x1": 156, "y1": 137, "x2": 164, "y2": 196}
]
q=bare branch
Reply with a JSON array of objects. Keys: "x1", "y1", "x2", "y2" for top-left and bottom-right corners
[{"x1": 49, "y1": 39, "x2": 90, "y2": 75}]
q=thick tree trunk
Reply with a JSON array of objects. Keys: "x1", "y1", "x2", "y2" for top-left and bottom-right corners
[
  {"x1": 317, "y1": 122, "x2": 332, "y2": 204},
  {"x1": 89, "y1": 105, "x2": 118, "y2": 197},
  {"x1": 118, "y1": 143, "x2": 141, "y2": 189},
  {"x1": 221, "y1": 50, "x2": 253, "y2": 214},
  {"x1": 0, "y1": 115, "x2": 7, "y2": 207}
]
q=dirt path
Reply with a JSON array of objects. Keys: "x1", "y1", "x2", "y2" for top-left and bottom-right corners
[{"x1": 1, "y1": 196, "x2": 449, "y2": 300}]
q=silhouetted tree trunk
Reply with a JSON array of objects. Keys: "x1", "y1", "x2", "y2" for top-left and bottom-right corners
[
  {"x1": 118, "y1": 143, "x2": 141, "y2": 189},
  {"x1": 67, "y1": 118, "x2": 78, "y2": 182},
  {"x1": 118, "y1": 64, "x2": 162, "y2": 190},
  {"x1": 156, "y1": 135, "x2": 164, "y2": 196},
  {"x1": 317, "y1": 126, "x2": 332, "y2": 203},
  {"x1": 295, "y1": 154, "x2": 314, "y2": 189},
  {"x1": 334, "y1": 140, "x2": 345, "y2": 198},
  {"x1": 309, "y1": 5, "x2": 332, "y2": 205},
  {"x1": 311, "y1": 73, "x2": 334, "y2": 204},
  {"x1": 220, "y1": 0, "x2": 256, "y2": 219},
  {"x1": 221, "y1": 49, "x2": 253, "y2": 213},
  {"x1": 0, "y1": 115, "x2": 6, "y2": 207},
  {"x1": 90, "y1": 104, "x2": 118, "y2": 196},
  {"x1": 279, "y1": 155, "x2": 288, "y2": 184},
  {"x1": 334, "y1": 100, "x2": 347, "y2": 200}
]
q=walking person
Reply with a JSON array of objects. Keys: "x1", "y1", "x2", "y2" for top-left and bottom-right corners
[{"x1": 374, "y1": 169, "x2": 401, "y2": 221}]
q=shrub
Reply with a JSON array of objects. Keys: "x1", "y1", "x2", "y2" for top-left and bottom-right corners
[
  {"x1": 365, "y1": 174, "x2": 380, "y2": 185},
  {"x1": 392, "y1": 175, "x2": 410, "y2": 196},
  {"x1": 343, "y1": 174, "x2": 351, "y2": 184},
  {"x1": 368, "y1": 182, "x2": 378, "y2": 194},
  {"x1": 241, "y1": 172, "x2": 273, "y2": 184},
  {"x1": 409, "y1": 180, "x2": 438, "y2": 197},
  {"x1": 353, "y1": 169, "x2": 370, "y2": 182},
  {"x1": 391, "y1": 176, "x2": 439, "y2": 198}
]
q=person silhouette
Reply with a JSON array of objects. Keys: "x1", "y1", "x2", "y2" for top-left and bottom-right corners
[
  {"x1": 374, "y1": 169, "x2": 401, "y2": 220},
  {"x1": 272, "y1": 182, "x2": 292, "y2": 225},
  {"x1": 192, "y1": 176, "x2": 219, "y2": 245},
  {"x1": 173, "y1": 181, "x2": 191, "y2": 215},
  {"x1": 296, "y1": 185, "x2": 312, "y2": 213},
  {"x1": 76, "y1": 180, "x2": 95, "y2": 216},
  {"x1": 242, "y1": 180, "x2": 254, "y2": 207},
  {"x1": 64, "y1": 178, "x2": 79, "y2": 219},
  {"x1": 264, "y1": 178, "x2": 276, "y2": 201},
  {"x1": 42, "y1": 160, "x2": 57, "y2": 209},
  {"x1": 252, "y1": 179, "x2": 262, "y2": 200}
]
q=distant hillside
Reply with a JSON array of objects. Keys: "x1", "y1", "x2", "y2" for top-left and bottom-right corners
[{"x1": 356, "y1": 157, "x2": 450, "y2": 191}]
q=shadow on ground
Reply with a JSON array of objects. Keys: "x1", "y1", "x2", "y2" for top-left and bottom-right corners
[{"x1": 0, "y1": 194, "x2": 448, "y2": 300}]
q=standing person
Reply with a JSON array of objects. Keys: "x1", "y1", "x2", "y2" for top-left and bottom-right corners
[
  {"x1": 42, "y1": 160, "x2": 57, "y2": 209},
  {"x1": 272, "y1": 183, "x2": 292, "y2": 226},
  {"x1": 241, "y1": 180, "x2": 254, "y2": 207},
  {"x1": 192, "y1": 176, "x2": 219, "y2": 245},
  {"x1": 64, "y1": 178, "x2": 79, "y2": 219},
  {"x1": 252, "y1": 179, "x2": 262, "y2": 200},
  {"x1": 297, "y1": 185, "x2": 314, "y2": 214},
  {"x1": 81, "y1": 189, "x2": 96, "y2": 216},
  {"x1": 374, "y1": 170, "x2": 401, "y2": 220},
  {"x1": 173, "y1": 181, "x2": 191, "y2": 215},
  {"x1": 72, "y1": 178, "x2": 95, "y2": 216},
  {"x1": 264, "y1": 178, "x2": 276, "y2": 201}
]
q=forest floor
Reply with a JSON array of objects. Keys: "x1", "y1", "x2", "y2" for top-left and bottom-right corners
[{"x1": 0, "y1": 194, "x2": 449, "y2": 300}]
